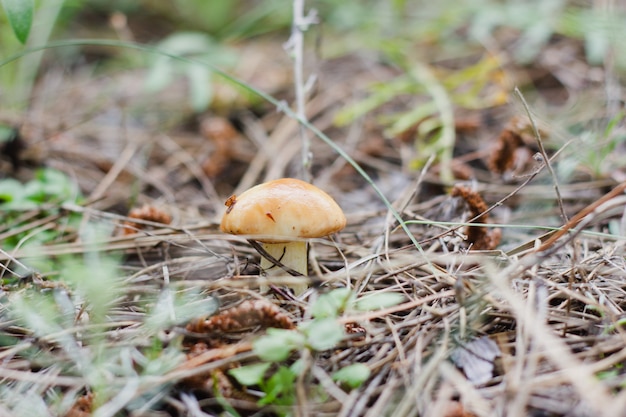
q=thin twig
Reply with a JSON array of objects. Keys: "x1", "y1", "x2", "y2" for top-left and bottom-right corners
[
  {"x1": 536, "y1": 182, "x2": 626, "y2": 253},
  {"x1": 289, "y1": 0, "x2": 318, "y2": 181},
  {"x1": 247, "y1": 239, "x2": 306, "y2": 277},
  {"x1": 514, "y1": 87, "x2": 568, "y2": 223}
]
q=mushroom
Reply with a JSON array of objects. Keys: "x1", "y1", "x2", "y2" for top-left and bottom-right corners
[{"x1": 220, "y1": 178, "x2": 346, "y2": 294}]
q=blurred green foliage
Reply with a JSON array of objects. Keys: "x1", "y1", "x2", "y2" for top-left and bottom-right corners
[
  {"x1": 2, "y1": 0, "x2": 624, "y2": 113},
  {"x1": 0, "y1": 1, "x2": 624, "y2": 415},
  {"x1": 228, "y1": 288, "x2": 400, "y2": 410},
  {"x1": 1, "y1": 0, "x2": 33, "y2": 43},
  {"x1": 0, "y1": 168, "x2": 83, "y2": 250},
  {"x1": 0, "y1": 168, "x2": 81, "y2": 210}
]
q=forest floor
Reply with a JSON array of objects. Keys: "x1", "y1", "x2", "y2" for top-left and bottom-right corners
[{"x1": 1, "y1": 3, "x2": 626, "y2": 417}]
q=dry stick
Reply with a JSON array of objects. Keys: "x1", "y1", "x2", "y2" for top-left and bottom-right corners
[
  {"x1": 489, "y1": 263, "x2": 619, "y2": 417},
  {"x1": 0, "y1": 367, "x2": 82, "y2": 387},
  {"x1": 296, "y1": 349, "x2": 312, "y2": 417},
  {"x1": 235, "y1": 85, "x2": 341, "y2": 195},
  {"x1": 514, "y1": 87, "x2": 568, "y2": 223},
  {"x1": 87, "y1": 139, "x2": 139, "y2": 206},
  {"x1": 535, "y1": 181, "x2": 626, "y2": 253},
  {"x1": 75, "y1": 136, "x2": 140, "y2": 244},
  {"x1": 157, "y1": 133, "x2": 220, "y2": 212},
  {"x1": 247, "y1": 239, "x2": 305, "y2": 277},
  {"x1": 357, "y1": 155, "x2": 436, "y2": 293},
  {"x1": 290, "y1": 0, "x2": 317, "y2": 182},
  {"x1": 176, "y1": 341, "x2": 252, "y2": 371},
  {"x1": 0, "y1": 211, "x2": 62, "y2": 246}
]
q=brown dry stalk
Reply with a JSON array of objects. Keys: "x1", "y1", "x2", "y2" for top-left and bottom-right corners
[
  {"x1": 451, "y1": 185, "x2": 501, "y2": 250},
  {"x1": 186, "y1": 299, "x2": 295, "y2": 335},
  {"x1": 181, "y1": 343, "x2": 256, "y2": 401},
  {"x1": 179, "y1": 341, "x2": 253, "y2": 372},
  {"x1": 536, "y1": 181, "x2": 626, "y2": 253}
]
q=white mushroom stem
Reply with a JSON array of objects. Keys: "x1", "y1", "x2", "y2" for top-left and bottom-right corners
[{"x1": 260, "y1": 241, "x2": 307, "y2": 295}]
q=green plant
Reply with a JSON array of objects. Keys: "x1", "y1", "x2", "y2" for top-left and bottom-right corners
[
  {"x1": 144, "y1": 31, "x2": 237, "y2": 112},
  {"x1": 1, "y1": 0, "x2": 33, "y2": 44},
  {"x1": 172, "y1": 0, "x2": 292, "y2": 40},
  {"x1": 0, "y1": 168, "x2": 84, "y2": 251},
  {"x1": 334, "y1": 48, "x2": 507, "y2": 182},
  {"x1": 0, "y1": 168, "x2": 81, "y2": 210},
  {"x1": 566, "y1": 111, "x2": 626, "y2": 179},
  {"x1": 0, "y1": 0, "x2": 66, "y2": 109},
  {"x1": 228, "y1": 289, "x2": 401, "y2": 411},
  {"x1": 1, "y1": 225, "x2": 218, "y2": 415}
]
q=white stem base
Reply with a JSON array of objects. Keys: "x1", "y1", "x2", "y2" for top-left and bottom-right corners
[{"x1": 260, "y1": 241, "x2": 308, "y2": 295}]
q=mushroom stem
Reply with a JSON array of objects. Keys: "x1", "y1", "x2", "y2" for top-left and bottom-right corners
[{"x1": 260, "y1": 241, "x2": 307, "y2": 295}]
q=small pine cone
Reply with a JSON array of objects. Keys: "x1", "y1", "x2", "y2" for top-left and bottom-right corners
[
  {"x1": 187, "y1": 300, "x2": 295, "y2": 335},
  {"x1": 121, "y1": 204, "x2": 172, "y2": 235},
  {"x1": 487, "y1": 127, "x2": 524, "y2": 174},
  {"x1": 200, "y1": 116, "x2": 238, "y2": 178},
  {"x1": 451, "y1": 185, "x2": 500, "y2": 250},
  {"x1": 451, "y1": 185, "x2": 489, "y2": 221}
]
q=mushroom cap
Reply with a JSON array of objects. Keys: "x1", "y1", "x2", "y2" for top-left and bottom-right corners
[{"x1": 220, "y1": 178, "x2": 346, "y2": 242}]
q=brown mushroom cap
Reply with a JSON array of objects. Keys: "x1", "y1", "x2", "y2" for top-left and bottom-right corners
[{"x1": 220, "y1": 178, "x2": 346, "y2": 242}]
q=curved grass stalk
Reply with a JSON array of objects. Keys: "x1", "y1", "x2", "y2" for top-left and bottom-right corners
[{"x1": 0, "y1": 38, "x2": 428, "y2": 257}]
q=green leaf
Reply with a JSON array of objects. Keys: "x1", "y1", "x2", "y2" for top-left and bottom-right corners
[
  {"x1": 289, "y1": 358, "x2": 305, "y2": 376},
  {"x1": 353, "y1": 292, "x2": 404, "y2": 311},
  {"x1": 0, "y1": 125, "x2": 16, "y2": 143},
  {"x1": 259, "y1": 366, "x2": 297, "y2": 406},
  {"x1": 584, "y1": 30, "x2": 609, "y2": 65},
  {"x1": 0, "y1": 178, "x2": 24, "y2": 203},
  {"x1": 144, "y1": 31, "x2": 236, "y2": 113},
  {"x1": 144, "y1": 291, "x2": 218, "y2": 331},
  {"x1": 383, "y1": 101, "x2": 437, "y2": 137},
  {"x1": 228, "y1": 362, "x2": 272, "y2": 386},
  {"x1": 332, "y1": 363, "x2": 371, "y2": 389},
  {"x1": 333, "y1": 77, "x2": 417, "y2": 126},
  {"x1": 2, "y1": 0, "x2": 34, "y2": 44},
  {"x1": 186, "y1": 62, "x2": 212, "y2": 112},
  {"x1": 311, "y1": 288, "x2": 353, "y2": 318},
  {"x1": 301, "y1": 318, "x2": 345, "y2": 351},
  {"x1": 23, "y1": 179, "x2": 46, "y2": 203},
  {"x1": 253, "y1": 328, "x2": 305, "y2": 362},
  {"x1": 144, "y1": 56, "x2": 174, "y2": 93}
]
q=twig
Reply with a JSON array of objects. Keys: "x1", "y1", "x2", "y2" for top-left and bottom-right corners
[
  {"x1": 287, "y1": 0, "x2": 318, "y2": 181},
  {"x1": 536, "y1": 181, "x2": 626, "y2": 253},
  {"x1": 176, "y1": 342, "x2": 252, "y2": 371},
  {"x1": 489, "y1": 262, "x2": 619, "y2": 416},
  {"x1": 514, "y1": 87, "x2": 568, "y2": 223},
  {"x1": 296, "y1": 349, "x2": 311, "y2": 417},
  {"x1": 247, "y1": 239, "x2": 305, "y2": 277}
]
